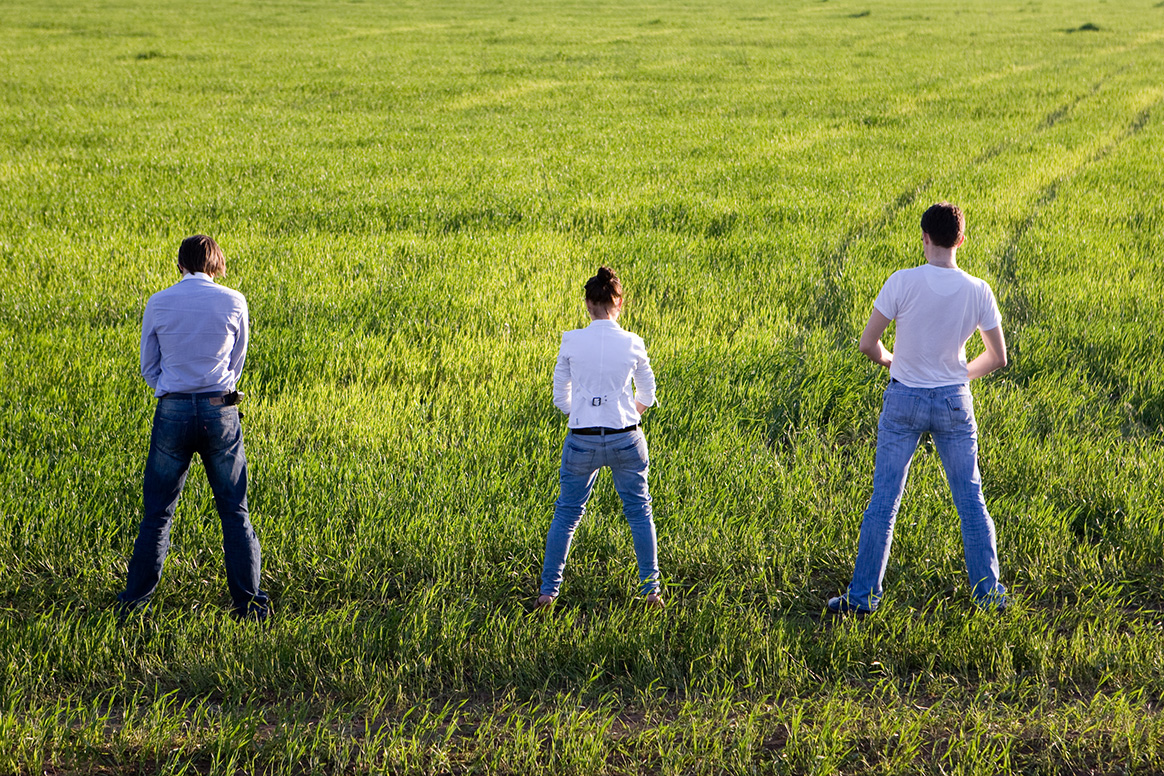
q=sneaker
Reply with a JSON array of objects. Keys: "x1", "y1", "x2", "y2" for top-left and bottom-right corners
[
  {"x1": 826, "y1": 596, "x2": 873, "y2": 617},
  {"x1": 231, "y1": 600, "x2": 270, "y2": 622},
  {"x1": 974, "y1": 594, "x2": 1009, "y2": 615},
  {"x1": 114, "y1": 597, "x2": 149, "y2": 627}
]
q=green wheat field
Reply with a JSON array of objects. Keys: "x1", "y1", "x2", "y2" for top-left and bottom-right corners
[{"x1": 2, "y1": 0, "x2": 1164, "y2": 773}]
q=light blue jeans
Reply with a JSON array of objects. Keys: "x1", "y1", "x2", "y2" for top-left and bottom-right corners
[
  {"x1": 845, "y1": 381, "x2": 1006, "y2": 610},
  {"x1": 540, "y1": 428, "x2": 660, "y2": 597}
]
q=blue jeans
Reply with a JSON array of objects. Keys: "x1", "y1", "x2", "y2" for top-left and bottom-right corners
[
  {"x1": 119, "y1": 394, "x2": 269, "y2": 619},
  {"x1": 540, "y1": 428, "x2": 660, "y2": 597},
  {"x1": 845, "y1": 381, "x2": 1006, "y2": 610}
]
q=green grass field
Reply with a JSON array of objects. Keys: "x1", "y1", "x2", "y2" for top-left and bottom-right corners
[{"x1": 2, "y1": 0, "x2": 1164, "y2": 772}]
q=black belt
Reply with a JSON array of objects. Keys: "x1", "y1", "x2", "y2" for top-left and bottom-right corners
[
  {"x1": 159, "y1": 391, "x2": 241, "y2": 406},
  {"x1": 570, "y1": 424, "x2": 639, "y2": 436}
]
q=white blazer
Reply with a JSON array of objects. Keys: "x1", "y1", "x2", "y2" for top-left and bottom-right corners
[{"x1": 553, "y1": 319, "x2": 657, "y2": 429}]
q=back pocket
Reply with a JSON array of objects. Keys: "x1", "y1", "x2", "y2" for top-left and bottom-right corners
[
  {"x1": 944, "y1": 393, "x2": 975, "y2": 428},
  {"x1": 880, "y1": 391, "x2": 920, "y2": 429},
  {"x1": 614, "y1": 432, "x2": 649, "y2": 470},
  {"x1": 562, "y1": 441, "x2": 596, "y2": 474}
]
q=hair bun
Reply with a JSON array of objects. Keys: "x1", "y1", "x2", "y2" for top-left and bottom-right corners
[{"x1": 584, "y1": 266, "x2": 623, "y2": 307}]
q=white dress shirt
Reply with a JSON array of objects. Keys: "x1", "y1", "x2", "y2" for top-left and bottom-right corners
[
  {"x1": 140, "y1": 272, "x2": 249, "y2": 397},
  {"x1": 553, "y1": 319, "x2": 657, "y2": 429}
]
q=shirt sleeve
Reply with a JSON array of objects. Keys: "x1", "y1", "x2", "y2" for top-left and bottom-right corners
[
  {"x1": 228, "y1": 296, "x2": 249, "y2": 387},
  {"x1": 872, "y1": 273, "x2": 898, "y2": 320},
  {"x1": 140, "y1": 298, "x2": 161, "y2": 391},
  {"x1": 552, "y1": 334, "x2": 572, "y2": 415},
  {"x1": 631, "y1": 336, "x2": 658, "y2": 408},
  {"x1": 979, "y1": 282, "x2": 1002, "y2": 332}
]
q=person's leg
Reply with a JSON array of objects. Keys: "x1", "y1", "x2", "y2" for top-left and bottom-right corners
[
  {"x1": 120, "y1": 401, "x2": 195, "y2": 611},
  {"x1": 843, "y1": 385, "x2": 923, "y2": 611},
  {"x1": 198, "y1": 402, "x2": 268, "y2": 619},
  {"x1": 540, "y1": 434, "x2": 601, "y2": 598},
  {"x1": 930, "y1": 386, "x2": 1007, "y2": 608},
  {"x1": 608, "y1": 429, "x2": 659, "y2": 597}
]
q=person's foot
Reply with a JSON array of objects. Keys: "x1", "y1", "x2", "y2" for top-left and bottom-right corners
[
  {"x1": 826, "y1": 596, "x2": 872, "y2": 617},
  {"x1": 975, "y1": 593, "x2": 1009, "y2": 615},
  {"x1": 231, "y1": 601, "x2": 271, "y2": 625},
  {"x1": 114, "y1": 598, "x2": 148, "y2": 627},
  {"x1": 645, "y1": 592, "x2": 664, "y2": 609},
  {"x1": 535, "y1": 594, "x2": 557, "y2": 610}
]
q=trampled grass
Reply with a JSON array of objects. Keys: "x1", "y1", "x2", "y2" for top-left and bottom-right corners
[{"x1": 2, "y1": 0, "x2": 1164, "y2": 773}]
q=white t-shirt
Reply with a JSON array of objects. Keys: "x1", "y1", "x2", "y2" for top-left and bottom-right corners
[{"x1": 873, "y1": 264, "x2": 1002, "y2": 388}]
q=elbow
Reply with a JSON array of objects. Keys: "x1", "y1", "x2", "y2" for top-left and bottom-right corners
[
  {"x1": 996, "y1": 350, "x2": 1008, "y2": 369},
  {"x1": 858, "y1": 341, "x2": 877, "y2": 360},
  {"x1": 553, "y1": 391, "x2": 571, "y2": 414}
]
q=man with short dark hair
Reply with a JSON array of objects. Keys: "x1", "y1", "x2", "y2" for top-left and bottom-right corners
[
  {"x1": 118, "y1": 235, "x2": 269, "y2": 621},
  {"x1": 828, "y1": 203, "x2": 1009, "y2": 614}
]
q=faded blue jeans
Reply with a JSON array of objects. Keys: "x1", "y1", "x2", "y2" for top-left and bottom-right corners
[
  {"x1": 540, "y1": 428, "x2": 660, "y2": 597},
  {"x1": 845, "y1": 381, "x2": 1006, "y2": 611},
  {"x1": 119, "y1": 393, "x2": 269, "y2": 619}
]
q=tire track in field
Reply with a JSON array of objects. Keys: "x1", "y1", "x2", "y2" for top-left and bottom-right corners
[
  {"x1": 992, "y1": 101, "x2": 1156, "y2": 334},
  {"x1": 1039, "y1": 68, "x2": 1118, "y2": 129},
  {"x1": 964, "y1": 69, "x2": 1117, "y2": 173},
  {"x1": 797, "y1": 179, "x2": 932, "y2": 340},
  {"x1": 797, "y1": 71, "x2": 1125, "y2": 343}
]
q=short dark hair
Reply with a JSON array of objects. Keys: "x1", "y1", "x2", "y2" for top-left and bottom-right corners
[
  {"x1": 584, "y1": 266, "x2": 622, "y2": 308},
  {"x1": 177, "y1": 235, "x2": 226, "y2": 277},
  {"x1": 920, "y1": 202, "x2": 965, "y2": 248}
]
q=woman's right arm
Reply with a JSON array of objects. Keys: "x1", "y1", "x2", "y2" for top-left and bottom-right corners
[
  {"x1": 552, "y1": 336, "x2": 573, "y2": 415},
  {"x1": 632, "y1": 338, "x2": 657, "y2": 415}
]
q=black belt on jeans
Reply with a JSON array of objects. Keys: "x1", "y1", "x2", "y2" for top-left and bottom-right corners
[
  {"x1": 159, "y1": 391, "x2": 237, "y2": 406},
  {"x1": 570, "y1": 424, "x2": 639, "y2": 436}
]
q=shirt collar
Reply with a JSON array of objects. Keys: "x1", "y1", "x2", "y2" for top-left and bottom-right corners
[
  {"x1": 180, "y1": 272, "x2": 213, "y2": 282},
  {"x1": 587, "y1": 319, "x2": 621, "y2": 329}
]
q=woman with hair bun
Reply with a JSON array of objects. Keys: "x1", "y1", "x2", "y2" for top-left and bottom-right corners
[{"x1": 538, "y1": 266, "x2": 662, "y2": 608}]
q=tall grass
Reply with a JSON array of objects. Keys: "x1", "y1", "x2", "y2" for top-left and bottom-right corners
[{"x1": 2, "y1": 0, "x2": 1163, "y2": 772}]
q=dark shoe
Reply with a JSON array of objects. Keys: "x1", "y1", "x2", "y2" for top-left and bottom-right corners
[
  {"x1": 231, "y1": 602, "x2": 270, "y2": 624},
  {"x1": 826, "y1": 596, "x2": 873, "y2": 617},
  {"x1": 115, "y1": 597, "x2": 150, "y2": 627},
  {"x1": 975, "y1": 594, "x2": 1009, "y2": 615}
]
